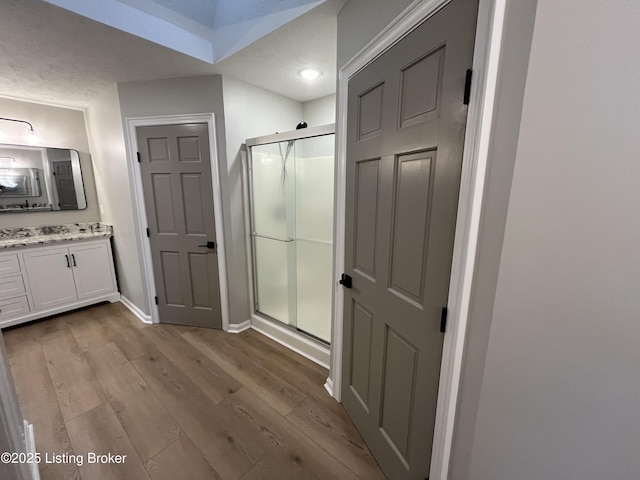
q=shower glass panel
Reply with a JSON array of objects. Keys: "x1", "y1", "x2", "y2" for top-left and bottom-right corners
[
  {"x1": 250, "y1": 141, "x2": 298, "y2": 326},
  {"x1": 248, "y1": 127, "x2": 334, "y2": 343}
]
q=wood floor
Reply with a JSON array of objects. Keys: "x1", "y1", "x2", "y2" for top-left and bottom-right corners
[{"x1": 3, "y1": 302, "x2": 385, "y2": 480}]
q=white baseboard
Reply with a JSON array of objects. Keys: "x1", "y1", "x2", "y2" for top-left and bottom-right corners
[
  {"x1": 251, "y1": 314, "x2": 330, "y2": 369},
  {"x1": 119, "y1": 296, "x2": 153, "y2": 324},
  {"x1": 324, "y1": 377, "x2": 335, "y2": 398},
  {"x1": 226, "y1": 319, "x2": 251, "y2": 333}
]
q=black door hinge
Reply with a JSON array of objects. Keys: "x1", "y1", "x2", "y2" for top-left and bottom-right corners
[
  {"x1": 155, "y1": 296, "x2": 158, "y2": 305},
  {"x1": 463, "y1": 69, "x2": 473, "y2": 105},
  {"x1": 440, "y1": 306, "x2": 448, "y2": 333},
  {"x1": 146, "y1": 228, "x2": 150, "y2": 237},
  {"x1": 339, "y1": 273, "x2": 352, "y2": 288},
  {"x1": 137, "y1": 151, "x2": 141, "y2": 163}
]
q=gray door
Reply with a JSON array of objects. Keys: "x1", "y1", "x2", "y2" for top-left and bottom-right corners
[
  {"x1": 341, "y1": 1, "x2": 478, "y2": 478},
  {"x1": 137, "y1": 123, "x2": 222, "y2": 329},
  {"x1": 52, "y1": 160, "x2": 78, "y2": 209}
]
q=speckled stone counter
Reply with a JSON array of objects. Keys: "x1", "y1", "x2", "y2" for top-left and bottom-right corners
[{"x1": 0, "y1": 222, "x2": 113, "y2": 249}]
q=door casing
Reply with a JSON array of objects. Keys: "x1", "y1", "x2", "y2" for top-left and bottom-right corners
[
  {"x1": 329, "y1": 0, "x2": 508, "y2": 478},
  {"x1": 125, "y1": 113, "x2": 230, "y2": 331}
]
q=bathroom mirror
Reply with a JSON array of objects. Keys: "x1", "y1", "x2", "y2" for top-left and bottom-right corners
[
  {"x1": 0, "y1": 144, "x2": 87, "y2": 212},
  {"x1": 0, "y1": 168, "x2": 41, "y2": 197}
]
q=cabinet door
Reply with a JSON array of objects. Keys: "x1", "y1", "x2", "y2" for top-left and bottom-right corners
[
  {"x1": 69, "y1": 242, "x2": 116, "y2": 299},
  {"x1": 23, "y1": 248, "x2": 77, "y2": 310}
]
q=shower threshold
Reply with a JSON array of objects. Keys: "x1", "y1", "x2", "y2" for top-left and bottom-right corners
[
  {"x1": 250, "y1": 313, "x2": 331, "y2": 369},
  {"x1": 255, "y1": 311, "x2": 330, "y2": 346}
]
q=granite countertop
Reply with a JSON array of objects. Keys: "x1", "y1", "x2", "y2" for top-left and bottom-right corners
[{"x1": 0, "y1": 223, "x2": 113, "y2": 249}]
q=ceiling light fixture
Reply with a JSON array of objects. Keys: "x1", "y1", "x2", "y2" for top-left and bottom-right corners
[
  {"x1": 0, "y1": 117, "x2": 37, "y2": 141},
  {"x1": 298, "y1": 67, "x2": 322, "y2": 80}
]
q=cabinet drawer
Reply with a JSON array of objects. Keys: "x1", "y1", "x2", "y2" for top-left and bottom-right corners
[
  {"x1": 0, "y1": 276, "x2": 26, "y2": 299},
  {"x1": 0, "y1": 296, "x2": 29, "y2": 322},
  {"x1": 0, "y1": 254, "x2": 20, "y2": 275}
]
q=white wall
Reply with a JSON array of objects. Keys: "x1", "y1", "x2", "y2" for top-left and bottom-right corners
[
  {"x1": 87, "y1": 75, "x2": 307, "y2": 324},
  {"x1": 450, "y1": 0, "x2": 538, "y2": 477},
  {"x1": 0, "y1": 97, "x2": 99, "y2": 227},
  {"x1": 86, "y1": 76, "x2": 228, "y2": 318},
  {"x1": 221, "y1": 76, "x2": 303, "y2": 324},
  {"x1": 467, "y1": 1, "x2": 640, "y2": 478},
  {"x1": 85, "y1": 84, "x2": 146, "y2": 312},
  {"x1": 337, "y1": 0, "x2": 414, "y2": 67},
  {"x1": 302, "y1": 94, "x2": 336, "y2": 127},
  {"x1": 337, "y1": 0, "x2": 640, "y2": 477}
]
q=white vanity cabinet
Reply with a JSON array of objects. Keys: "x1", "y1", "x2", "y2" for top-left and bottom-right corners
[
  {"x1": 0, "y1": 238, "x2": 119, "y2": 328},
  {"x1": 67, "y1": 242, "x2": 118, "y2": 299},
  {"x1": 23, "y1": 246, "x2": 77, "y2": 310}
]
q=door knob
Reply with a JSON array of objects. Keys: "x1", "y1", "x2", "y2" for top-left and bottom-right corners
[
  {"x1": 339, "y1": 273, "x2": 352, "y2": 288},
  {"x1": 198, "y1": 241, "x2": 216, "y2": 249}
]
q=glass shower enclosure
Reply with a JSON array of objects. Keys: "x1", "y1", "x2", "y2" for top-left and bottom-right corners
[{"x1": 246, "y1": 124, "x2": 335, "y2": 344}]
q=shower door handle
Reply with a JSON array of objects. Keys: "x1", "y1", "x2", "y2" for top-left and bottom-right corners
[{"x1": 251, "y1": 233, "x2": 294, "y2": 242}]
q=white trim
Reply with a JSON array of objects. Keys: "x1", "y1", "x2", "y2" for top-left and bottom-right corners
[
  {"x1": 324, "y1": 377, "x2": 334, "y2": 397},
  {"x1": 119, "y1": 295, "x2": 153, "y2": 324},
  {"x1": 330, "y1": 0, "x2": 505, "y2": 478},
  {"x1": 431, "y1": 1, "x2": 506, "y2": 478},
  {"x1": 343, "y1": 0, "x2": 452, "y2": 78},
  {"x1": 124, "y1": 113, "x2": 231, "y2": 331},
  {"x1": 251, "y1": 314, "x2": 330, "y2": 369},
  {"x1": 24, "y1": 421, "x2": 39, "y2": 480},
  {"x1": 227, "y1": 319, "x2": 251, "y2": 333},
  {"x1": 331, "y1": 68, "x2": 347, "y2": 401},
  {"x1": 0, "y1": 93, "x2": 85, "y2": 111}
]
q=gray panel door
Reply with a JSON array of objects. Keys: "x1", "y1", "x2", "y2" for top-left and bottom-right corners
[
  {"x1": 137, "y1": 123, "x2": 222, "y2": 329},
  {"x1": 341, "y1": 1, "x2": 478, "y2": 478},
  {"x1": 52, "y1": 160, "x2": 78, "y2": 209}
]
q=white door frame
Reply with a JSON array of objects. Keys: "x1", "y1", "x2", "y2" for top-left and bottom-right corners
[
  {"x1": 124, "y1": 113, "x2": 231, "y2": 331},
  {"x1": 328, "y1": 0, "x2": 506, "y2": 478}
]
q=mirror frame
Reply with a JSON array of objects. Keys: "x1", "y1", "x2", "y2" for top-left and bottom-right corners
[{"x1": 0, "y1": 144, "x2": 87, "y2": 213}]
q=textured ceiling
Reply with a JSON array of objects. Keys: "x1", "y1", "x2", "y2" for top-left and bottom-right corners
[
  {"x1": 0, "y1": 0, "x2": 341, "y2": 108},
  {"x1": 44, "y1": 0, "x2": 324, "y2": 62}
]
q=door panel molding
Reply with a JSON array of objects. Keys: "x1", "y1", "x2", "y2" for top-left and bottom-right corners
[
  {"x1": 331, "y1": 0, "x2": 507, "y2": 478},
  {"x1": 125, "y1": 113, "x2": 230, "y2": 331},
  {"x1": 379, "y1": 325, "x2": 418, "y2": 463},
  {"x1": 353, "y1": 158, "x2": 381, "y2": 278},
  {"x1": 388, "y1": 150, "x2": 435, "y2": 303}
]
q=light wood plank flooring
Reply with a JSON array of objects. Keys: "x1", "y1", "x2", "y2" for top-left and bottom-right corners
[{"x1": 3, "y1": 302, "x2": 385, "y2": 480}]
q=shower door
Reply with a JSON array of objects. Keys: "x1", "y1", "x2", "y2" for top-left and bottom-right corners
[
  {"x1": 248, "y1": 128, "x2": 335, "y2": 343},
  {"x1": 249, "y1": 141, "x2": 298, "y2": 327}
]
